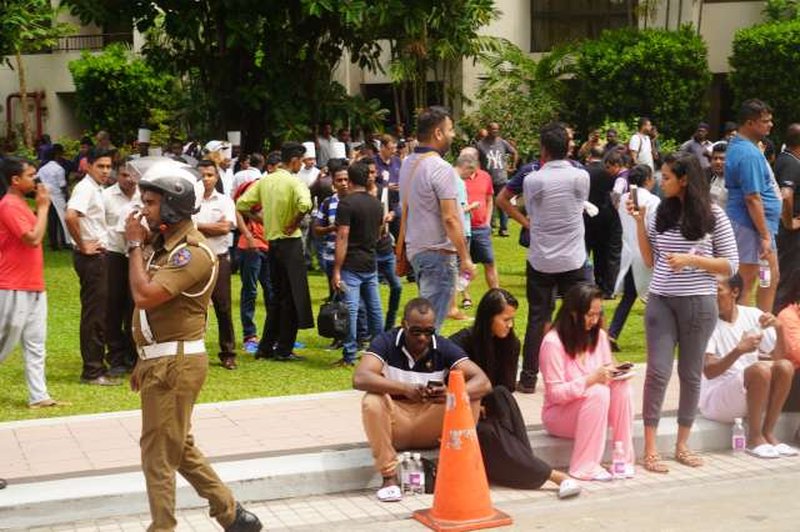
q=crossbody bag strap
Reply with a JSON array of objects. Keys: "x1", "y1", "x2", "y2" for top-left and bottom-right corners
[{"x1": 398, "y1": 152, "x2": 438, "y2": 249}]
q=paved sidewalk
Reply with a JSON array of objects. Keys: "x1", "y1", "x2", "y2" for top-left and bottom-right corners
[
  {"x1": 1, "y1": 368, "x2": 678, "y2": 483},
  {"x1": 26, "y1": 449, "x2": 800, "y2": 531}
]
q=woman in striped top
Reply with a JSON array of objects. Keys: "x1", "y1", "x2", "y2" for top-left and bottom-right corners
[{"x1": 631, "y1": 153, "x2": 738, "y2": 473}]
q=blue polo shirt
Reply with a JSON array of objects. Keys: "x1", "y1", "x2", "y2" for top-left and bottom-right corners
[
  {"x1": 365, "y1": 328, "x2": 469, "y2": 387},
  {"x1": 725, "y1": 135, "x2": 781, "y2": 234}
]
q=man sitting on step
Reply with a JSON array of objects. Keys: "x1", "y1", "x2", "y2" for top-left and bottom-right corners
[
  {"x1": 700, "y1": 274, "x2": 798, "y2": 458},
  {"x1": 354, "y1": 297, "x2": 491, "y2": 502}
]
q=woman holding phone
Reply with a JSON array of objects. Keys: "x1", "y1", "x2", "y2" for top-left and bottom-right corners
[
  {"x1": 450, "y1": 289, "x2": 581, "y2": 498},
  {"x1": 630, "y1": 153, "x2": 738, "y2": 473},
  {"x1": 538, "y1": 284, "x2": 635, "y2": 481}
]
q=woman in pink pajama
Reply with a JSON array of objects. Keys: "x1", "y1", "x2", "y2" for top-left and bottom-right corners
[{"x1": 540, "y1": 284, "x2": 635, "y2": 481}]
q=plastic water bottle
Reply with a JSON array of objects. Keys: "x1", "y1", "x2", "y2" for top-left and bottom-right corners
[
  {"x1": 410, "y1": 452, "x2": 425, "y2": 494},
  {"x1": 455, "y1": 270, "x2": 472, "y2": 292},
  {"x1": 401, "y1": 451, "x2": 413, "y2": 494},
  {"x1": 612, "y1": 441, "x2": 626, "y2": 479},
  {"x1": 732, "y1": 418, "x2": 746, "y2": 452},
  {"x1": 759, "y1": 259, "x2": 771, "y2": 288}
]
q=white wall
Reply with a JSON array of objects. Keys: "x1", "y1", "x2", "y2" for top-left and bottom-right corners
[{"x1": 699, "y1": 2, "x2": 766, "y2": 73}]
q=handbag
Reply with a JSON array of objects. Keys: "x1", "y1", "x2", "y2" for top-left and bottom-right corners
[
  {"x1": 317, "y1": 292, "x2": 349, "y2": 340},
  {"x1": 395, "y1": 152, "x2": 438, "y2": 276}
]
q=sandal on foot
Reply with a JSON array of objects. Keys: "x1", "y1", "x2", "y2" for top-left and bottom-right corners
[
  {"x1": 642, "y1": 453, "x2": 669, "y2": 473},
  {"x1": 675, "y1": 449, "x2": 704, "y2": 468},
  {"x1": 376, "y1": 484, "x2": 402, "y2": 502},
  {"x1": 461, "y1": 298, "x2": 473, "y2": 310}
]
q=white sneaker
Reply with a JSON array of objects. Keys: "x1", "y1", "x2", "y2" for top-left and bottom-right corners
[
  {"x1": 558, "y1": 479, "x2": 582, "y2": 499},
  {"x1": 590, "y1": 469, "x2": 613, "y2": 482}
]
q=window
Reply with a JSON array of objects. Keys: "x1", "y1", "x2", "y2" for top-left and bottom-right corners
[{"x1": 531, "y1": 0, "x2": 638, "y2": 53}]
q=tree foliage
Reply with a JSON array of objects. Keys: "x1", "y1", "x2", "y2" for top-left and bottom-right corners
[
  {"x1": 68, "y1": 43, "x2": 178, "y2": 144},
  {"x1": 564, "y1": 25, "x2": 711, "y2": 142},
  {"x1": 729, "y1": 19, "x2": 800, "y2": 143},
  {"x1": 763, "y1": 0, "x2": 800, "y2": 21}
]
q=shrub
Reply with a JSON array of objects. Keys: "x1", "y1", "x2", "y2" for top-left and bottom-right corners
[
  {"x1": 729, "y1": 19, "x2": 800, "y2": 143},
  {"x1": 565, "y1": 25, "x2": 711, "y2": 142}
]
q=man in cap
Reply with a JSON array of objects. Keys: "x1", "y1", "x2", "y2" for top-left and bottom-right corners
[
  {"x1": 125, "y1": 161, "x2": 262, "y2": 532},
  {"x1": 236, "y1": 142, "x2": 314, "y2": 361},
  {"x1": 297, "y1": 142, "x2": 320, "y2": 187}
]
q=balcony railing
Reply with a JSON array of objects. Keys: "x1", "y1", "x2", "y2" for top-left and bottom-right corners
[{"x1": 53, "y1": 33, "x2": 134, "y2": 52}]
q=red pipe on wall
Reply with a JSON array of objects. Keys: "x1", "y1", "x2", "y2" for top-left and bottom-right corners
[{"x1": 5, "y1": 91, "x2": 45, "y2": 140}]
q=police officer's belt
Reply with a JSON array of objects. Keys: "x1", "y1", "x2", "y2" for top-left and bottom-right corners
[{"x1": 138, "y1": 340, "x2": 206, "y2": 360}]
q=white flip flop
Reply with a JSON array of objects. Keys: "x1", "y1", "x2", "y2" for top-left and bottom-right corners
[
  {"x1": 376, "y1": 484, "x2": 403, "y2": 502},
  {"x1": 773, "y1": 443, "x2": 799, "y2": 457},
  {"x1": 745, "y1": 443, "x2": 780, "y2": 459},
  {"x1": 557, "y1": 479, "x2": 582, "y2": 499}
]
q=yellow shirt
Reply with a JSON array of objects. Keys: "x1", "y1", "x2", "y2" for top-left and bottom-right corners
[{"x1": 235, "y1": 169, "x2": 312, "y2": 240}]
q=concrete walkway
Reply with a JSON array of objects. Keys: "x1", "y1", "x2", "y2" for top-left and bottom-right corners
[{"x1": 1, "y1": 368, "x2": 678, "y2": 483}]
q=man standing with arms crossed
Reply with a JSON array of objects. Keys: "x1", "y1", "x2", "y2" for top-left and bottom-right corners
[
  {"x1": 725, "y1": 99, "x2": 781, "y2": 312},
  {"x1": 399, "y1": 106, "x2": 474, "y2": 330},
  {"x1": 125, "y1": 162, "x2": 261, "y2": 532}
]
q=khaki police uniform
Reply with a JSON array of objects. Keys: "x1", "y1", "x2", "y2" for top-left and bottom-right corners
[{"x1": 131, "y1": 219, "x2": 236, "y2": 531}]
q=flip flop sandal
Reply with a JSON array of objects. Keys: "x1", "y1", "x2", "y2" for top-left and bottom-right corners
[
  {"x1": 642, "y1": 453, "x2": 669, "y2": 474},
  {"x1": 675, "y1": 449, "x2": 704, "y2": 467},
  {"x1": 376, "y1": 485, "x2": 402, "y2": 502},
  {"x1": 746, "y1": 443, "x2": 780, "y2": 459},
  {"x1": 461, "y1": 298, "x2": 473, "y2": 309},
  {"x1": 773, "y1": 443, "x2": 799, "y2": 456}
]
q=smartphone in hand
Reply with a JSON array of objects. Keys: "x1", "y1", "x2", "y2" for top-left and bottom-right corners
[{"x1": 630, "y1": 185, "x2": 639, "y2": 212}]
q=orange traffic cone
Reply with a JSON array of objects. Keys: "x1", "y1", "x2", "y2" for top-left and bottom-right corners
[{"x1": 413, "y1": 369, "x2": 512, "y2": 531}]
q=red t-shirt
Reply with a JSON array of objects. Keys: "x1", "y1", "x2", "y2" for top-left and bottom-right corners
[
  {"x1": 463, "y1": 169, "x2": 494, "y2": 228},
  {"x1": 0, "y1": 194, "x2": 45, "y2": 291},
  {"x1": 234, "y1": 179, "x2": 269, "y2": 252}
]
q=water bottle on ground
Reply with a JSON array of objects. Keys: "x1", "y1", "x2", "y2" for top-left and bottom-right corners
[
  {"x1": 759, "y1": 259, "x2": 771, "y2": 288},
  {"x1": 401, "y1": 451, "x2": 413, "y2": 494},
  {"x1": 411, "y1": 452, "x2": 425, "y2": 494},
  {"x1": 732, "y1": 418, "x2": 746, "y2": 452},
  {"x1": 612, "y1": 441, "x2": 626, "y2": 479}
]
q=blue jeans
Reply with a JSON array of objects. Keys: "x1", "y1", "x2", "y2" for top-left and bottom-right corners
[
  {"x1": 411, "y1": 250, "x2": 456, "y2": 330},
  {"x1": 376, "y1": 251, "x2": 403, "y2": 330},
  {"x1": 239, "y1": 249, "x2": 272, "y2": 339},
  {"x1": 608, "y1": 268, "x2": 636, "y2": 340},
  {"x1": 341, "y1": 269, "x2": 384, "y2": 362}
]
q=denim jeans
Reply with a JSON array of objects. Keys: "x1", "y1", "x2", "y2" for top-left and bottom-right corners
[
  {"x1": 411, "y1": 250, "x2": 456, "y2": 330},
  {"x1": 341, "y1": 269, "x2": 384, "y2": 362},
  {"x1": 239, "y1": 249, "x2": 271, "y2": 339},
  {"x1": 376, "y1": 251, "x2": 403, "y2": 330}
]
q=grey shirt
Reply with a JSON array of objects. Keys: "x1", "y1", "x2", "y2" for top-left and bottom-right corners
[
  {"x1": 477, "y1": 137, "x2": 514, "y2": 186},
  {"x1": 399, "y1": 150, "x2": 460, "y2": 260},
  {"x1": 523, "y1": 160, "x2": 590, "y2": 273}
]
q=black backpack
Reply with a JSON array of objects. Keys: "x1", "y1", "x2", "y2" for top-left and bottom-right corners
[{"x1": 317, "y1": 293, "x2": 349, "y2": 339}]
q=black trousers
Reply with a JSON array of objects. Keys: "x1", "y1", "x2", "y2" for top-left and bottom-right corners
[
  {"x1": 584, "y1": 211, "x2": 622, "y2": 296},
  {"x1": 521, "y1": 263, "x2": 590, "y2": 384},
  {"x1": 106, "y1": 252, "x2": 136, "y2": 369},
  {"x1": 258, "y1": 238, "x2": 313, "y2": 357},
  {"x1": 211, "y1": 254, "x2": 236, "y2": 359},
  {"x1": 73, "y1": 252, "x2": 108, "y2": 380}
]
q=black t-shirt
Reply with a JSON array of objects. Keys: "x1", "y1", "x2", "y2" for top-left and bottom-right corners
[
  {"x1": 586, "y1": 161, "x2": 613, "y2": 211},
  {"x1": 335, "y1": 191, "x2": 383, "y2": 272},
  {"x1": 776, "y1": 151, "x2": 800, "y2": 217}
]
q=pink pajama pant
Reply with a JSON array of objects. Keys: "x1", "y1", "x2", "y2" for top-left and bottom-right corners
[{"x1": 542, "y1": 381, "x2": 635, "y2": 479}]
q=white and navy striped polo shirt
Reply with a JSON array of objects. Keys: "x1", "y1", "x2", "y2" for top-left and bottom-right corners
[
  {"x1": 647, "y1": 203, "x2": 739, "y2": 297},
  {"x1": 364, "y1": 328, "x2": 469, "y2": 387}
]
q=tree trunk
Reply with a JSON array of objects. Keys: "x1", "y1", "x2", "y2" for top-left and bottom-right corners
[{"x1": 15, "y1": 49, "x2": 33, "y2": 149}]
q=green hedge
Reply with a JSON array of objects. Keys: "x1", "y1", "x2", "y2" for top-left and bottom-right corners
[
  {"x1": 565, "y1": 25, "x2": 711, "y2": 142},
  {"x1": 729, "y1": 19, "x2": 800, "y2": 142}
]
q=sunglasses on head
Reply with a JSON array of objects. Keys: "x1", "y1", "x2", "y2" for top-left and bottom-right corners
[{"x1": 407, "y1": 326, "x2": 436, "y2": 337}]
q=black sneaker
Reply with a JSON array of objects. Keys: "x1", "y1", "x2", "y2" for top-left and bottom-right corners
[
  {"x1": 225, "y1": 503, "x2": 262, "y2": 532},
  {"x1": 516, "y1": 376, "x2": 537, "y2": 394}
]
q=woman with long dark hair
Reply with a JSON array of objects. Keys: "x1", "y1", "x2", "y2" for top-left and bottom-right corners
[
  {"x1": 450, "y1": 288, "x2": 581, "y2": 498},
  {"x1": 631, "y1": 153, "x2": 738, "y2": 473},
  {"x1": 539, "y1": 284, "x2": 635, "y2": 481}
]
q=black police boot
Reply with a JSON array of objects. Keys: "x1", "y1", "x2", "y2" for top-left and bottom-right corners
[{"x1": 225, "y1": 503, "x2": 262, "y2": 532}]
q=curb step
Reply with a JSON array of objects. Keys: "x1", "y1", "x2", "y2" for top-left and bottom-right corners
[{"x1": 2, "y1": 414, "x2": 799, "y2": 530}]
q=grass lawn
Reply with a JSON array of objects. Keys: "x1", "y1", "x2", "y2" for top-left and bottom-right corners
[{"x1": 0, "y1": 232, "x2": 647, "y2": 421}]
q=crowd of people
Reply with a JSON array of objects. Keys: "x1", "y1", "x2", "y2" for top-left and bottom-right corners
[{"x1": 2, "y1": 98, "x2": 800, "y2": 519}]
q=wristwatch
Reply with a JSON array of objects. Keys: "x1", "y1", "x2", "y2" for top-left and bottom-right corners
[{"x1": 127, "y1": 240, "x2": 143, "y2": 252}]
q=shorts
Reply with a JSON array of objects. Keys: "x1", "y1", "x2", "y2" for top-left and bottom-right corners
[
  {"x1": 469, "y1": 226, "x2": 495, "y2": 264},
  {"x1": 731, "y1": 219, "x2": 775, "y2": 265},
  {"x1": 699, "y1": 372, "x2": 748, "y2": 423}
]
